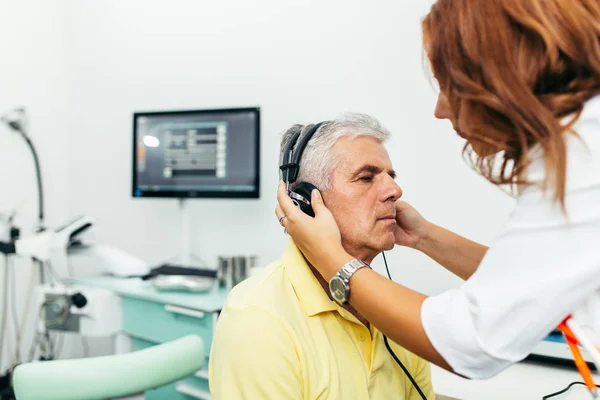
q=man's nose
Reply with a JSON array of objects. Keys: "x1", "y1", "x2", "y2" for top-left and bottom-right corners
[{"x1": 382, "y1": 176, "x2": 402, "y2": 202}]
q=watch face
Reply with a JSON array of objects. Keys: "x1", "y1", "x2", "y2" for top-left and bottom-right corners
[{"x1": 330, "y1": 278, "x2": 346, "y2": 302}]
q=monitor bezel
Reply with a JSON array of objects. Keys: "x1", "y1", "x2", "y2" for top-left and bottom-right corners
[{"x1": 132, "y1": 107, "x2": 260, "y2": 199}]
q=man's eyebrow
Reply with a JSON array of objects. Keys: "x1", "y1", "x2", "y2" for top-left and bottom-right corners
[{"x1": 351, "y1": 164, "x2": 396, "y2": 179}]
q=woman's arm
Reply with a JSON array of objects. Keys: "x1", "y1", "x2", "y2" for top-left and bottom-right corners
[
  {"x1": 392, "y1": 201, "x2": 487, "y2": 281},
  {"x1": 350, "y1": 265, "x2": 454, "y2": 371},
  {"x1": 416, "y1": 222, "x2": 488, "y2": 280}
]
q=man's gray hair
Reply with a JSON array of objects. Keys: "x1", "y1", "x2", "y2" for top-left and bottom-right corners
[{"x1": 280, "y1": 112, "x2": 391, "y2": 190}]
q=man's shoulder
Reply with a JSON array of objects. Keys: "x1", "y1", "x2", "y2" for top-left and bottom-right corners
[
  {"x1": 209, "y1": 260, "x2": 305, "y2": 398},
  {"x1": 222, "y1": 259, "x2": 299, "y2": 318}
]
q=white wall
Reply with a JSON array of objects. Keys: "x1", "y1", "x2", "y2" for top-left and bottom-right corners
[
  {"x1": 0, "y1": 0, "x2": 70, "y2": 371},
  {"x1": 64, "y1": 0, "x2": 516, "y2": 294}
]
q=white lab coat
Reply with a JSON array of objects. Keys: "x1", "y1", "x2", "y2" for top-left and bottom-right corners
[{"x1": 421, "y1": 94, "x2": 600, "y2": 379}]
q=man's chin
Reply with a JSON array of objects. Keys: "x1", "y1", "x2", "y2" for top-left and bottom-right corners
[
  {"x1": 382, "y1": 240, "x2": 395, "y2": 251},
  {"x1": 376, "y1": 235, "x2": 396, "y2": 252}
]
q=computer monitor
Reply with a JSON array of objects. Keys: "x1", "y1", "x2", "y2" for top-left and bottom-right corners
[{"x1": 132, "y1": 107, "x2": 260, "y2": 199}]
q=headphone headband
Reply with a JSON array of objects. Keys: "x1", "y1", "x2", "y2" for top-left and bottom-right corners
[
  {"x1": 279, "y1": 121, "x2": 327, "y2": 184},
  {"x1": 280, "y1": 129, "x2": 302, "y2": 183}
]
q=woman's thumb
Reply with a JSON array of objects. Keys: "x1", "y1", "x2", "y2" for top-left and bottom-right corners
[
  {"x1": 395, "y1": 200, "x2": 409, "y2": 212},
  {"x1": 311, "y1": 189, "x2": 325, "y2": 212}
]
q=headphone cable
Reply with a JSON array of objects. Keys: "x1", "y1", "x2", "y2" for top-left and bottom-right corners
[{"x1": 382, "y1": 251, "x2": 428, "y2": 400}]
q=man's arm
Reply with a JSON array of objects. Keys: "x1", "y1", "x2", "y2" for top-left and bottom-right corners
[
  {"x1": 416, "y1": 222, "x2": 488, "y2": 281},
  {"x1": 209, "y1": 305, "x2": 302, "y2": 400}
]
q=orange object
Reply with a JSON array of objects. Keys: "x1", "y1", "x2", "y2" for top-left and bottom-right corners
[{"x1": 557, "y1": 317, "x2": 598, "y2": 397}]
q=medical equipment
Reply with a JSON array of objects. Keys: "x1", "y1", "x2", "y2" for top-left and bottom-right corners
[
  {"x1": 67, "y1": 242, "x2": 150, "y2": 277},
  {"x1": 2, "y1": 213, "x2": 149, "y2": 277},
  {"x1": 0, "y1": 215, "x2": 93, "y2": 262},
  {"x1": 0, "y1": 111, "x2": 94, "y2": 397},
  {"x1": 150, "y1": 275, "x2": 215, "y2": 292},
  {"x1": 139, "y1": 264, "x2": 217, "y2": 291},
  {"x1": 131, "y1": 107, "x2": 260, "y2": 268},
  {"x1": 530, "y1": 330, "x2": 600, "y2": 366},
  {"x1": 12, "y1": 334, "x2": 205, "y2": 400},
  {"x1": 141, "y1": 263, "x2": 217, "y2": 280},
  {"x1": 36, "y1": 283, "x2": 122, "y2": 336},
  {"x1": 544, "y1": 382, "x2": 600, "y2": 399},
  {"x1": 1, "y1": 107, "x2": 44, "y2": 231},
  {"x1": 132, "y1": 107, "x2": 260, "y2": 199}
]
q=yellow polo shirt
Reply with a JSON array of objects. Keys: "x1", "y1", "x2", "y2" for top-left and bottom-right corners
[{"x1": 209, "y1": 240, "x2": 434, "y2": 399}]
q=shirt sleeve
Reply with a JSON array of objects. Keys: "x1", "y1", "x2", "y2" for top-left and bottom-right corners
[
  {"x1": 209, "y1": 305, "x2": 302, "y2": 399},
  {"x1": 408, "y1": 353, "x2": 435, "y2": 400},
  {"x1": 421, "y1": 152, "x2": 600, "y2": 379}
]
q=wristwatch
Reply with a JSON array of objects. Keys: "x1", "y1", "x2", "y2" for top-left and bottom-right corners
[{"x1": 329, "y1": 259, "x2": 370, "y2": 305}]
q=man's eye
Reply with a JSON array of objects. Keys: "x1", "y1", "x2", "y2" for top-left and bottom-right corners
[{"x1": 359, "y1": 176, "x2": 373, "y2": 182}]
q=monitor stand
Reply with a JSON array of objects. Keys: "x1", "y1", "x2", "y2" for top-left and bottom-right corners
[
  {"x1": 180, "y1": 198, "x2": 191, "y2": 265},
  {"x1": 167, "y1": 198, "x2": 205, "y2": 269}
]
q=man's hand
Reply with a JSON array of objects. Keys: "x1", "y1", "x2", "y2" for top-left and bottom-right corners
[{"x1": 394, "y1": 201, "x2": 431, "y2": 249}]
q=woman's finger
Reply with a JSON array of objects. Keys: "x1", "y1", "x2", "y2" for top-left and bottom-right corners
[
  {"x1": 395, "y1": 200, "x2": 410, "y2": 212},
  {"x1": 275, "y1": 203, "x2": 284, "y2": 219},
  {"x1": 275, "y1": 203, "x2": 289, "y2": 228},
  {"x1": 310, "y1": 189, "x2": 327, "y2": 216},
  {"x1": 277, "y1": 181, "x2": 302, "y2": 218}
]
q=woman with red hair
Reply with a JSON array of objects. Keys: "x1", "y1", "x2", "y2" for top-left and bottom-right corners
[{"x1": 277, "y1": 0, "x2": 600, "y2": 382}]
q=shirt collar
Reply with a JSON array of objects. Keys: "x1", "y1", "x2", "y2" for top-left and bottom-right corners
[{"x1": 281, "y1": 239, "x2": 338, "y2": 317}]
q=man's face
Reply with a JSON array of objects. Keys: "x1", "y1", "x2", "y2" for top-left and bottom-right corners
[{"x1": 321, "y1": 136, "x2": 402, "y2": 263}]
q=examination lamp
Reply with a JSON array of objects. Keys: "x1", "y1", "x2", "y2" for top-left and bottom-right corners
[{"x1": 0, "y1": 107, "x2": 44, "y2": 231}]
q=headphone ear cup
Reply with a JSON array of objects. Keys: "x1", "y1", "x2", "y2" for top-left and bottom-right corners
[{"x1": 290, "y1": 182, "x2": 319, "y2": 217}]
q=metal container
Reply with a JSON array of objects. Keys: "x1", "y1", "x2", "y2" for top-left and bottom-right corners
[
  {"x1": 217, "y1": 256, "x2": 233, "y2": 289},
  {"x1": 217, "y1": 255, "x2": 257, "y2": 289}
]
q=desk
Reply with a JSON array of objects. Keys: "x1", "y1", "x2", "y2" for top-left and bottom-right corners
[
  {"x1": 68, "y1": 276, "x2": 229, "y2": 400},
  {"x1": 432, "y1": 360, "x2": 588, "y2": 400}
]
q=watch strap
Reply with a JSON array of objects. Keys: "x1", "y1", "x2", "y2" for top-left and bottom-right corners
[{"x1": 338, "y1": 259, "x2": 370, "y2": 281}]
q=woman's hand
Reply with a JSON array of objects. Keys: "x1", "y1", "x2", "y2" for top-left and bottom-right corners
[
  {"x1": 276, "y1": 181, "x2": 353, "y2": 280},
  {"x1": 394, "y1": 201, "x2": 431, "y2": 249}
]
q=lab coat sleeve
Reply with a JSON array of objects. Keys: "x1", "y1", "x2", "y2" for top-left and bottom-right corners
[
  {"x1": 208, "y1": 305, "x2": 302, "y2": 399},
  {"x1": 421, "y1": 171, "x2": 600, "y2": 379}
]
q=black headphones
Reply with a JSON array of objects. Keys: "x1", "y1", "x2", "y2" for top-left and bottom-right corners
[{"x1": 279, "y1": 122, "x2": 328, "y2": 217}]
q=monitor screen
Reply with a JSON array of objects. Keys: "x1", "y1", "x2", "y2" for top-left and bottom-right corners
[{"x1": 132, "y1": 107, "x2": 260, "y2": 198}]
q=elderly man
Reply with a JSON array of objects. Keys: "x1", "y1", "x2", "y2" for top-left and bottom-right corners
[{"x1": 209, "y1": 113, "x2": 434, "y2": 399}]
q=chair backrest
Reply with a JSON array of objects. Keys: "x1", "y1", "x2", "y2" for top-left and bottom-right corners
[{"x1": 13, "y1": 334, "x2": 204, "y2": 400}]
